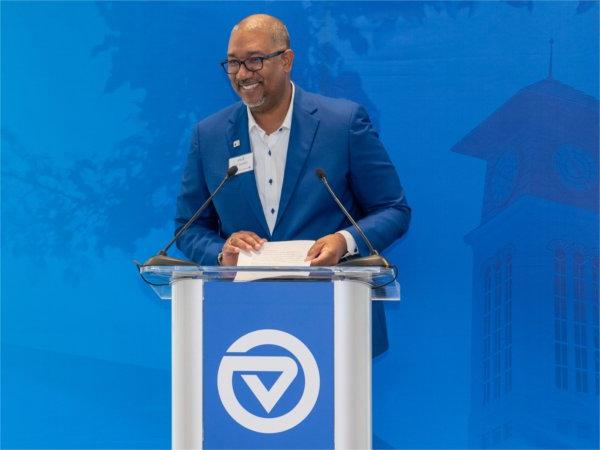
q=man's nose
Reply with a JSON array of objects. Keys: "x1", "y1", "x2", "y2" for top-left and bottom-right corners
[{"x1": 236, "y1": 63, "x2": 252, "y2": 79}]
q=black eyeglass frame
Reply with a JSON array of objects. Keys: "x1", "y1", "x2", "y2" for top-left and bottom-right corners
[{"x1": 220, "y1": 49, "x2": 287, "y2": 74}]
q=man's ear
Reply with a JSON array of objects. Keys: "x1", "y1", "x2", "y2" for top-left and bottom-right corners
[{"x1": 281, "y1": 49, "x2": 295, "y2": 73}]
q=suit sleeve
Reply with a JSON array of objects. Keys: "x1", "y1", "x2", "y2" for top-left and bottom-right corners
[
  {"x1": 174, "y1": 124, "x2": 225, "y2": 265},
  {"x1": 344, "y1": 105, "x2": 411, "y2": 256}
]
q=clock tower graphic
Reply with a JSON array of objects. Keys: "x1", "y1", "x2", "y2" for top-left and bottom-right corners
[{"x1": 452, "y1": 66, "x2": 599, "y2": 448}]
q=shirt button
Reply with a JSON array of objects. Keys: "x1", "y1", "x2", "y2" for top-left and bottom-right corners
[
  {"x1": 268, "y1": 150, "x2": 272, "y2": 156},
  {"x1": 271, "y1": 208, "x2": 275, "y2": 214},
  {"x1": 268, "y1": 178, "x2": 273, "y2": 185}
]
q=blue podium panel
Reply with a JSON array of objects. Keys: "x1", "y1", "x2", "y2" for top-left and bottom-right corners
[{"x1": 203, "y1": 281, "x2": 334, "y2": 449}]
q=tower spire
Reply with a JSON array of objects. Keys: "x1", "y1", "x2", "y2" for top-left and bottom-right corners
[{"x1": 548, "y1": 38, "x2": 554, "y2": 79}]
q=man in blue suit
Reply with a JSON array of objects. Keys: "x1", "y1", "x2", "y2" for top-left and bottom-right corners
[{"x1": 175, "y1": 14, "x2": 410, "y2": 356}]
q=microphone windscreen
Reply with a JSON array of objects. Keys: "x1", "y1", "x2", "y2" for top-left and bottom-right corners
[
  {"x1": 315, "y1": 168, "x2": 326, "y2": 179},
  {"x1": 227, "y1": 165, "x2": 239, "y2": 177}
]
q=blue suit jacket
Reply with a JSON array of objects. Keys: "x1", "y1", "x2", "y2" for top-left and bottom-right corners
[{"x1": 176, "y1": 86, "x2": 411, "y2": 356}]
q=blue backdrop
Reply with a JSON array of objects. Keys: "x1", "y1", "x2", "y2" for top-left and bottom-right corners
[{"x1": 2, "y1": 1, "x2": 598, "y2": 448}]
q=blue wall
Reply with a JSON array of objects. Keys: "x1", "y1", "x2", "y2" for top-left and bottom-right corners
[{"x1": 2, "y1": 2, "x2": 598, "y2": 448}]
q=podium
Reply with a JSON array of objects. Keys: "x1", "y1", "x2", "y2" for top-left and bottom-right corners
[{"x1": 141, "y1": 265, "x2": 399, "y2": 449}]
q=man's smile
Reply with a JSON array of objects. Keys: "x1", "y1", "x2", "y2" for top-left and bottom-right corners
[{"x1": 239, "y1": 81, "x2": 261, "y2": 91}]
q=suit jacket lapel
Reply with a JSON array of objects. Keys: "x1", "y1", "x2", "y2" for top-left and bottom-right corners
[
  {"x1": 276, "y1": 88, "x2": 320, "y2": 229},
  {"x1": 226, "y1": 105, "x2": 271, "y2": 238}
]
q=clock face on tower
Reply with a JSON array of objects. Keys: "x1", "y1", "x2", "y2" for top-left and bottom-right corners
[
  {"x1": 488, "y1": 149, "x2": 519, "y2": 208},
  {"x1": 554, "y1": 144, "x2": 595, "y2": 191}
]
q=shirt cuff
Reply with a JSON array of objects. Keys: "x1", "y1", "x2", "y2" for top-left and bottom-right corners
[{"x1": 337, "y1": 230, "x2": 358, "y2": 256}]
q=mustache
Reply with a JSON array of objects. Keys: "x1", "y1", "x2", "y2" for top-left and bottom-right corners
[{"x1": 237, "y1": 79, "x2": 261, "y2": 87}]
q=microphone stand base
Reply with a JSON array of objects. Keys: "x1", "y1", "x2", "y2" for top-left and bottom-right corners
[
  {"x1": 337, "y1": 254, "x2": 390, "y2": 268},
  {"x1": 142, "y1": 254, "x2": 198, "y2": 267}
]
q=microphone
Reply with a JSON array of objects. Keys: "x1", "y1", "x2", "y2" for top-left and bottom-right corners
[
  {"x1": 315, "y1": 168, "x2": 390, "y2": 267},
  {"x1": 141, "y1": 165, "x2": 238, "y2": 267}
]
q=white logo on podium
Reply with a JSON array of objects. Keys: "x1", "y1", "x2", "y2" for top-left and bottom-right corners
[{"x1": 217, "y1": 329, "x2": 320, "y2": 434}]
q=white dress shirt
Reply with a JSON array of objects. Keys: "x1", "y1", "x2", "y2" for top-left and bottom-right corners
[{"x1": 247, "y1": 82, "x2": 358, "y2": 255}]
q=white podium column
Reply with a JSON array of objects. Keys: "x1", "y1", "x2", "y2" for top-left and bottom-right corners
[
  {"x1": 334, "y1": 280, "x2": 372, "y2": 449},
  {"x1": 172, "y1": 278, "x2": 204, "y2": 450}
]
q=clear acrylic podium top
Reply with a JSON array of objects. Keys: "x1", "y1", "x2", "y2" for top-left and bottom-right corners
[{"x1": 140, "y1": 265, "x2": 400, "y2": 301}]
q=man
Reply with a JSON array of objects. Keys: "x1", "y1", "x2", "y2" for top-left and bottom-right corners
[{"x1": 175, "y1": 14, "x2": 410, "y2": 355}]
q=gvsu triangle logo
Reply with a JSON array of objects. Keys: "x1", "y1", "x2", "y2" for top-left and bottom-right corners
[{"x1": 217, "y1": 329, "x2": 320, "y2": 434}]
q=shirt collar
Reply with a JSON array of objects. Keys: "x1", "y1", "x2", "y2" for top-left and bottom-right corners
[{"x1": 247, "y1": 81, "x2": 295, "y2": 135}]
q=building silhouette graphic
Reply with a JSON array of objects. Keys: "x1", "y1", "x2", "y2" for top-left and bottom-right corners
[{"x1": 452, "y1": 72, "x2": 599, "y2": 449}]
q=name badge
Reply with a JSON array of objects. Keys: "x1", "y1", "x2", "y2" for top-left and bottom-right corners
[{"x1": 228, "y1": 152, "x2": 253, "y2": 175}]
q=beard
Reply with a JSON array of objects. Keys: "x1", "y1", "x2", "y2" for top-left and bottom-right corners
[
  {"x1": 235, "y1": 78, "x2": 267, "y2": 111},
  {"x1": 242, "y1": 96, "x2": 266, "y2": 110}
]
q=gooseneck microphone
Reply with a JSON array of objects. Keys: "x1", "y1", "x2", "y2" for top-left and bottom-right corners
[
  {"x1": 315, "y1": 168, "x2": 390, "y2": 267},
  {"x1": 141, "y1": 166, "x2": 239, "y2": 267}
]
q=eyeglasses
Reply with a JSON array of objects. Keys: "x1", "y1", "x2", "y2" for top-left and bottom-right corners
[{"x1": 220, "y1": 49, "x2": 287, "y2": 74}]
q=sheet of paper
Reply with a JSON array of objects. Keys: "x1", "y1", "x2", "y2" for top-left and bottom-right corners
[{"x1": 234, "y1": 240, "x2": 315, "y2": 281}]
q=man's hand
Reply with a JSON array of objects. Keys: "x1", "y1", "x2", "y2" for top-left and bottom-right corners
[
  {"x1": 221, "y1": 231, "x2": 267, "y2": 266},
  {"x1": 305, "y1": 233, "x2": 347, "y2": 266}
]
